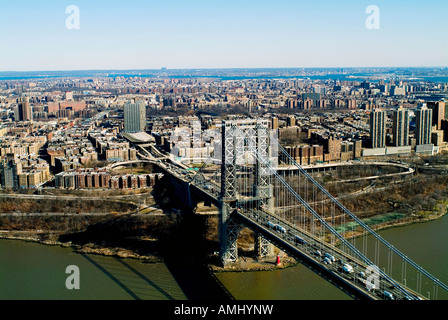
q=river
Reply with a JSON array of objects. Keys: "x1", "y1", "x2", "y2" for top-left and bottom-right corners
[
  {"x1": 1, "y1": 214, "x2": 447, "y2": 300},
  {"x1": 0, "y1": 239, "x2": 189, "y2": 300}
]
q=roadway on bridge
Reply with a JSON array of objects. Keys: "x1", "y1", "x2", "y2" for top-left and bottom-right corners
[
  {"x1": 128, "y1": 143, "x2": 430, "y2": 300},
  {"x1": 236, "y1": 208, "x2": 423, "y2": 301},
  {"x1": 175, "y1": 167, "x2": 422, "y2": 300}
]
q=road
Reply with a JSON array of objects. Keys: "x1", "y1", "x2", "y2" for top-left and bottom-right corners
[
  {"x1": 237, "y1": 207, "x2": 424, "y2": 301},
  {"x1": 0, "y1": 191, "x2": 151, "y2": 201}
]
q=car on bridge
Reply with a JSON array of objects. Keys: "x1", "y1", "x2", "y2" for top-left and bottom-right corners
[
  {"x1": 382, "y1": 290, "x2": 395, "y2": 300},
  {"x1": 324, "y1": 253, "x2": 336, "y2": 263},
  {"x1": 294, "y1": 235, "x2": 307, "y2": 245},
  {"x1": 274, "y1": 224, "x2": 286, "y2": 234},
  {"x1": 342, "y1": 264, "x2": 354, "y2": 274},
  {"x1": 266, "y1": 221, "x2": 276, "y2": 229}
]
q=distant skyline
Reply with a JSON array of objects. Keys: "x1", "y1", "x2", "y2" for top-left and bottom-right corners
[{"x1": 1, "y1": 0, "x2": 447, "y2": 72}]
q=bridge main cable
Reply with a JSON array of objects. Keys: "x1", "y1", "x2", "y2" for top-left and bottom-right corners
[
  {"x1": 233, "y1": 125, "x2": 424, "y2": 299},
  {"x1": 256, "y1": 125, "x2": 448, "y2": 294}
]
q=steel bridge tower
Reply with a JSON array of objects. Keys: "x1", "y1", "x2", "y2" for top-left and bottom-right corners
[{"x1": 219, "y1": 119, "x2": 274, "y2": 265}]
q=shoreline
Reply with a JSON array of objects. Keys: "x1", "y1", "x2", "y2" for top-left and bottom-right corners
[
  {"x1": 1, "y1": 209, "x2": 446, "y2": 272},
  {"x1": 333, "y1": 208, "x2": 448, "y2": 245},
  {"x1": 0, "y1": 233, "x2": 163, "y2": 262}
]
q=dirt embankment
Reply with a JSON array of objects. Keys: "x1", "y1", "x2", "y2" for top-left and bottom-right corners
[
  {"x1": 0, "y1": 210, "x2": 221, "y2": 261},
  {"x1": 0, "y1": 210, "x2": 298, "y2": 271}
]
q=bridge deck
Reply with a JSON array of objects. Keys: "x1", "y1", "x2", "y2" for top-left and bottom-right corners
[
  {"x1": 235, "y1": 208, "x2": 424, "y2": 301},
  {"x1": 128, "y1": 141, "x2": 438, "y2": 300}
]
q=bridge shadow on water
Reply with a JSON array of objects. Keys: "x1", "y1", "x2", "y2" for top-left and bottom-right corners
[
  {"x1": 80, "y1": 254, "x2": 143, "y2": 300},
  {"x1": 80, "y1": 253, "x2": 177, "y2": 300},
  {"x1": 79, "y1": 249, "x2": 234, "y2": 300},
  {"x1": 163, "y1": 257, "x2": 234, "y2": 300},
  {"x1": 114, "y1": 258, "x2": 176, "y2": 300}
]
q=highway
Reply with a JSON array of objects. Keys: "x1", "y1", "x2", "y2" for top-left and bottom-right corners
[
  {"x1": 180, "y1": 167, "x2": 424, "y2": 300},
  {"x1": 93, "y1": 144, "x2": 435, "y2": 300},
  {"x1": 147, "y1": 152, "x2": 422, "y2": 300},
  {"x1": 0, "y1": 191, "x2": 151, "y2": 201},
  {"x1": 236, "y1": 207, "x2": 424, "y2": 301}
]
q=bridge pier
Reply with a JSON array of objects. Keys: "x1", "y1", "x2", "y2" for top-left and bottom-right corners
[
  {"x1": 219, "y1": 203, "x2": 274, "y2": 265},
  {"x1": 167, "y1": 175, "x2": 198, "y2": 214},
  {"x1": 253, "y1": 187, "x2": 275, "y2": 260},
  {"x1": 254, "y1": 233, "x2": 273, "y2": 258},
  {"x1": 219, "y1": 202, "x2": 242, "y2": 265}
]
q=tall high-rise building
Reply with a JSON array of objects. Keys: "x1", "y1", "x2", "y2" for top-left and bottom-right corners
[
  {"x1": 65, "y1": 91, "x2": 74, "y2": 101},
  {"x1": 415, "y1": 105, "x2": 433, "y2": 145},
  {"x1": 0, "y1": 154, "x2": 22, "y2": 189},
  {"x1": 301, "y1": 93, "x2": 321, "y2": 107},
  {"x1": 17, "y1": 96, "x2": 32, "y2": 121},
  {"x1": 427, "y1": 100, "x2": 445, "y2": 130},
  {"x1": 286, "y1": 116, "x2": 296, "y2": 127},
  {"x1": 124, "y1": 100, "x2": 146, "y2": 133},
  {"x1": 392, "y1": 106, "x2": 409, "y2": 147},
  {"x1": 369, "y1": 109, "x2": 386, "y2": 148},
  {"x1": 271, "y1": 116, "x2": 279, "y2": 130}
]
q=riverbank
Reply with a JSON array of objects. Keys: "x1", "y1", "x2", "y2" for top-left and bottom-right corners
[
  {"x1": 1, "y1": 201, "x2": 447, "y2": 273},
  {"x1": 210, "y1": 255, "x2": 299, "y2": 273},
  {"x1": 0, "y1": 212, "x2": 173, "y2": 262},
  {"x1": 0, "y1": 231, "x2": 163, "y2": 262},
  {"x1": 334, "y1": 202, "x2": 448, "y2": 244},
  {"x1": 0, "y1": 226, "x2": 299, "y2": 272}
]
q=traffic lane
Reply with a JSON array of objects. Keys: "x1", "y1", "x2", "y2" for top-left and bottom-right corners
[
  {"x1": 242, "y1": 208, "x2": 411, "y2": 300},
  {"x1": 239, "y1": 208, "x2": 381, "y2": 299}
]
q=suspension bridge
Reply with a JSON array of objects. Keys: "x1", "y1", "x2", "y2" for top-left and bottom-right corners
[{"x1": 141, "y1": 119, "x2": 448, "y2": 300}]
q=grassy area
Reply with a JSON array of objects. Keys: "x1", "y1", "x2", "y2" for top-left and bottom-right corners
[
  {"x1": 0, "y1": 197, "x2": 137, "y2": 214},
  {"x1": 414, "y1": 199, "x2": 448, "y2": 219},
  {"x1": 335, "y1": 212, "x2": 406, "y2": 233},
  {"x1": 334, "y1": 197, "x2": 448, "y2": 235}
]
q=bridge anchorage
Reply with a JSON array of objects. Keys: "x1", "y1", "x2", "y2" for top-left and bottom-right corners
[{"x1": 212, "y1": 119, "x2": 448, "y2": 300}]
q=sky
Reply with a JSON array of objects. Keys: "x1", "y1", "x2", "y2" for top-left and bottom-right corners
[{"x1": 0, "y1": 0, "x2": 447, "y2": 71}]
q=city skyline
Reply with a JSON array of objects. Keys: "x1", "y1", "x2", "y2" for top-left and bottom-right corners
[{"x1": 1, "y1": 1, "x2": 447, "y2": 71}]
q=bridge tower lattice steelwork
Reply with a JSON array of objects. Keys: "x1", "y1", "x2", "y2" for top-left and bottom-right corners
[{"x1": 219, "y1": 119, "x2": 274, "y2": 265}]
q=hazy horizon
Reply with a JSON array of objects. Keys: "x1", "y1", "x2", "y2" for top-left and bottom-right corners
[
  {"x1": 1, "y1": 1, "x2": 447, "y2": 72},
  {"x1": 1, "y1": 66, "x2": 447, "y2": 74}
]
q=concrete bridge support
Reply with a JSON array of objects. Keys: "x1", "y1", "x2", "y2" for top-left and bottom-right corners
[
  {"x1": 218, "y1": 202, "x2": 241, "y2": 264},
  {"x1": 167, "y1": 175, "x2": 198, "y2": 214}
]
